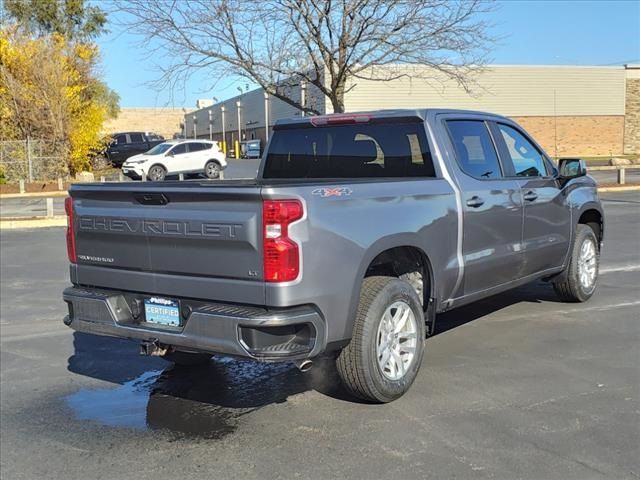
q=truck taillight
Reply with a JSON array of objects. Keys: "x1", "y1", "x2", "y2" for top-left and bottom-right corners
[
  {"x1": 263, "y1": 199, "x2": 303, "y2": 282},
  {"x1": 65, "y1": 197, "x2": 77, "y2": 263}
]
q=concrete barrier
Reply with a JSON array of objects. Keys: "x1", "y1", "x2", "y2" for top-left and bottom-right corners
[
  {"x1": 588, "y1": 165, "x2": 640, "y2": 185},
  {"x1": 46, "y1": 198, "x2": 54, "y2": 218}
]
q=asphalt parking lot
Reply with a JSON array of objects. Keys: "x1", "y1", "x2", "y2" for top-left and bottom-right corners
[{"x1": 1, "y1": 191, "x2": 639, "y2": 480}]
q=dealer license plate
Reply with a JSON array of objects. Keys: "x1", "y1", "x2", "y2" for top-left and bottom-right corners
[{"x1": 144, "y1": 297, "x2": 181, "y2": 327}]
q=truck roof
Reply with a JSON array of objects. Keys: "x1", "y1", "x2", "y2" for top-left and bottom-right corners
[{"x1": 274, "y1": 108, "x2": 511, "y2": 128}]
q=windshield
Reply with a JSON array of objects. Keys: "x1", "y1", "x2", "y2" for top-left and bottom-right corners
[{"x1": 146, "y1": 143, "x2": 173, "y2": 155}]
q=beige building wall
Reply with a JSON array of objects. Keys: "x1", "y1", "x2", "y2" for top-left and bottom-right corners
[
  {"x1": 341, "y1": 65, "x2": 626, "y2": 116},
  {"x1": 103, "y1": 108, "x2": 191, "y2": 139},
  {"x1": 339, "y1": 65, "x2": 628, "y2": 156},
  {"x1": 513, "y1": 116, "x2": 625, "y2": 157}
]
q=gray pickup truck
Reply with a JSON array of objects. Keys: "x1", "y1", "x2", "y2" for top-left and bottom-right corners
[{"x1": 63, "y1": 109, "x2": 603, "y2": 402}]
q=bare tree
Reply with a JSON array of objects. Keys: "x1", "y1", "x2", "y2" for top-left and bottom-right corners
[{"x1": 116, "y1": 0, "x2": 494, "y2": 114}]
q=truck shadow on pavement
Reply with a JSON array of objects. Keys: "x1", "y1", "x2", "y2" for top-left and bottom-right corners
[
  {"x1": 66, "y1": 281, "x2": 559, "y2": 438},
  {"x1": 434, "y1": 281, "x2": 560, "y2": 335}
]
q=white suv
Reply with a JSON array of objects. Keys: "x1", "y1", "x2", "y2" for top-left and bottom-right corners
[{"x1": 122, "y1": 140, "x2": 227, "y2": 181}]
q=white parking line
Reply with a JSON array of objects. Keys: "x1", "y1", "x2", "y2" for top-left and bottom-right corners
[
  {"x1": 600, "y1": 264, "x2": 640, "y2": 274},
  {"x1": 549, "y1": 300, "x2": 640, "y2": 317},
  {"x1": 0, "y1": 329, "x2": 69, "y2": 343}
]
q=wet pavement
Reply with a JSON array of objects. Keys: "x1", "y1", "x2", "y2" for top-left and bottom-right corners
[
  {"x1": 1, "y1": 191, "x2": 639, "y2": 479},
  {"x1": 63, "y1": 333, "x2": 347, "y2": 440}
]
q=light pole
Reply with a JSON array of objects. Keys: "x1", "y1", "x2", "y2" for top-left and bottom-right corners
[
  {"x1": 192, "y1": 115, "x2": 197, "y2": 139},
  {"x1": 208, "y1": 110, "x2": 213, "y2": 141},
  {"x1": 221, "y1": 105, "x2": 226, "y2": 156},
  {"x1": 264, "y1": 91, "x2": 270, "y2": 141},
  {"x1": 300, "y1": 79, "x2": 307, "y2": 117},
  {"x1": 236, "y1": 100, "x2": 242, "y2": 159}
]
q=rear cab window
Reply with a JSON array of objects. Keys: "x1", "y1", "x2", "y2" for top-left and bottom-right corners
[{"x1": 262, "y1": 119, "x2": 435, "y2": 179}]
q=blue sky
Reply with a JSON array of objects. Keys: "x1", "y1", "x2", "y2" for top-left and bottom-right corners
[{"x1": 97, "y1": 0, "x2": 640, "y2": 108}]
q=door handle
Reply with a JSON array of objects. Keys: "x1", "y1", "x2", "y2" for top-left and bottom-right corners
[
  {"x1": 466, "y1": 196, "x2": 484, "y2": 208},
  {"x1": 523, "y1": 191, "x2": 538, "y2": 202}
]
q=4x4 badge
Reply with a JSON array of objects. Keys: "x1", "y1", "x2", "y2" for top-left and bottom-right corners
[{"x1": 312, "y1": 187, "x2": 352, "y2": 198}]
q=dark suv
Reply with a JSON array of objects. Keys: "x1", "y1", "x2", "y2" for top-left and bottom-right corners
[{"x1": 105, "y1": 132, "x2": 165, "y2": 167}]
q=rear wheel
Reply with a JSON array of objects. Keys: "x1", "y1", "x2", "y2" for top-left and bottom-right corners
[
  {"x1": 148, "y1": 164, "x2": 167, "y2": 181},
  {"x1": 162, "y1": 350, "x2": 212, "y2": 366},
  {"x1": 553, "y1": 224, "x2": 599, "y2": 302},
  {"x1": 204, "y1": 160, "x2": 221, "y2": 179},
  {"x1": 336, "y1": 276, "x2": 425, "y2": 403}
]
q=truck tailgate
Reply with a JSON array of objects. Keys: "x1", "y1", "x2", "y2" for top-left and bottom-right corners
[{"x1": 70, "y1": 182, "x2": 264, "y2": 285}]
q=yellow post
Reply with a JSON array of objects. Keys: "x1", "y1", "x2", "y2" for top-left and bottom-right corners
[{"x1": 235, "y1": 140, "x2": 240, "y2": 159}]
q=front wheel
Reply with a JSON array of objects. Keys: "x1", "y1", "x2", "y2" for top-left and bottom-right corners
[
  {"x1": 147, "y1": 165, "x2": 167, "y2": 181},
  {"x1": 553, "y1": 224, "x2": 599, "y2": 302},
  {"x1": 336, "y1": 276, "x2": 425, "y2": 403},
  {"x1": 204, "y1": 160, "x2": 221, "y2": 179}
]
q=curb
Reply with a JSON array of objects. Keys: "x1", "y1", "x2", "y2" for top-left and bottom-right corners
[
  {"x1": 0, "y1": 186, "x2": 638, "y2": 230},
  {"x1": 0, "y1": 191, "x2": 69, "y2": 199},
  {"x1": 0, "y1": 216, "x2": 67, "y2": 230},
  {"x1": 597, "y1": 185, "x2": 640, "y2": 192}
]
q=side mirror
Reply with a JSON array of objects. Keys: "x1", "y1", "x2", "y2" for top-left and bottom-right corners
[
  {"x1": 557, "y1": 158, "x2": 587, "y2": 186},
  {"x1": 166, "y1": 151, "x2": 174, "y2": 157}
]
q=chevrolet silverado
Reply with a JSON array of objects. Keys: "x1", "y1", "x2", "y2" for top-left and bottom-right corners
[{"x1": 63, "y1": 109, "x2": 603, "y2": 402}]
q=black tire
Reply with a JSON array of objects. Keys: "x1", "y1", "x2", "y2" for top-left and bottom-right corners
[
  {"x1": 162, "y1": 350, "x2": 212, "y2": 366},
  {"x1": 148, "y1": 164, "x2": 167, "y2": 181},
  {"x1": 336, "y1": 276, "x2": 425, "y2": 403},
  {"x1": 204, "y1": 160, "x2": 221, "y2": 179},
  {"x1": 553, "y1": 224, "x2": 599, "y2": 302}
]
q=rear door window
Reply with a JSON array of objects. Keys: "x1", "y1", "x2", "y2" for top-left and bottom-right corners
[
  {"x1": 115, "y1": 134, "x2": 127, "y2": 145},
  {"x1": 263, "y1": 121, "x2": 435, "y2": 179},
  {"x1": 129, "y1": 133, "x2": 144, "y2": 143},
  {"x1": 446, "y1": 120, "x2": 502, "y2": 179},
  {"x1": 187, "y1": 142, "x2": 206, "y2": 153}
]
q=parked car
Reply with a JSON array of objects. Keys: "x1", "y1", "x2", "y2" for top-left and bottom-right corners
[
  {"x1": 241, "y1": 139, "x2": 262, "y2": 159},
  {"x1": 63, "y1": 109, "x2": 603, "y2": 403},
  {"x1": 105, "y1": 131, "x2": 165, "y2": 167},
  {"x1": 121, "y1": 140, "x2": 227, "y2": 181}
]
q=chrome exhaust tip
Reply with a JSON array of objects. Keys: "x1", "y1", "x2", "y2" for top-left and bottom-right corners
[{"x1": 294, "y1": 359, "x2": 313, "y2": 372}]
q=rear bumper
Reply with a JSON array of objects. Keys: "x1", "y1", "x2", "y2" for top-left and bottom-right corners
[{"x1": 63, "y1": 286, "x2": 326, "y2": 361}]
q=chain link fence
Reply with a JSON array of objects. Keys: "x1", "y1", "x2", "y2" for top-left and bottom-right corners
[{"x1": 0, "y1": 139, "x2": 69, "y2": 183}]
